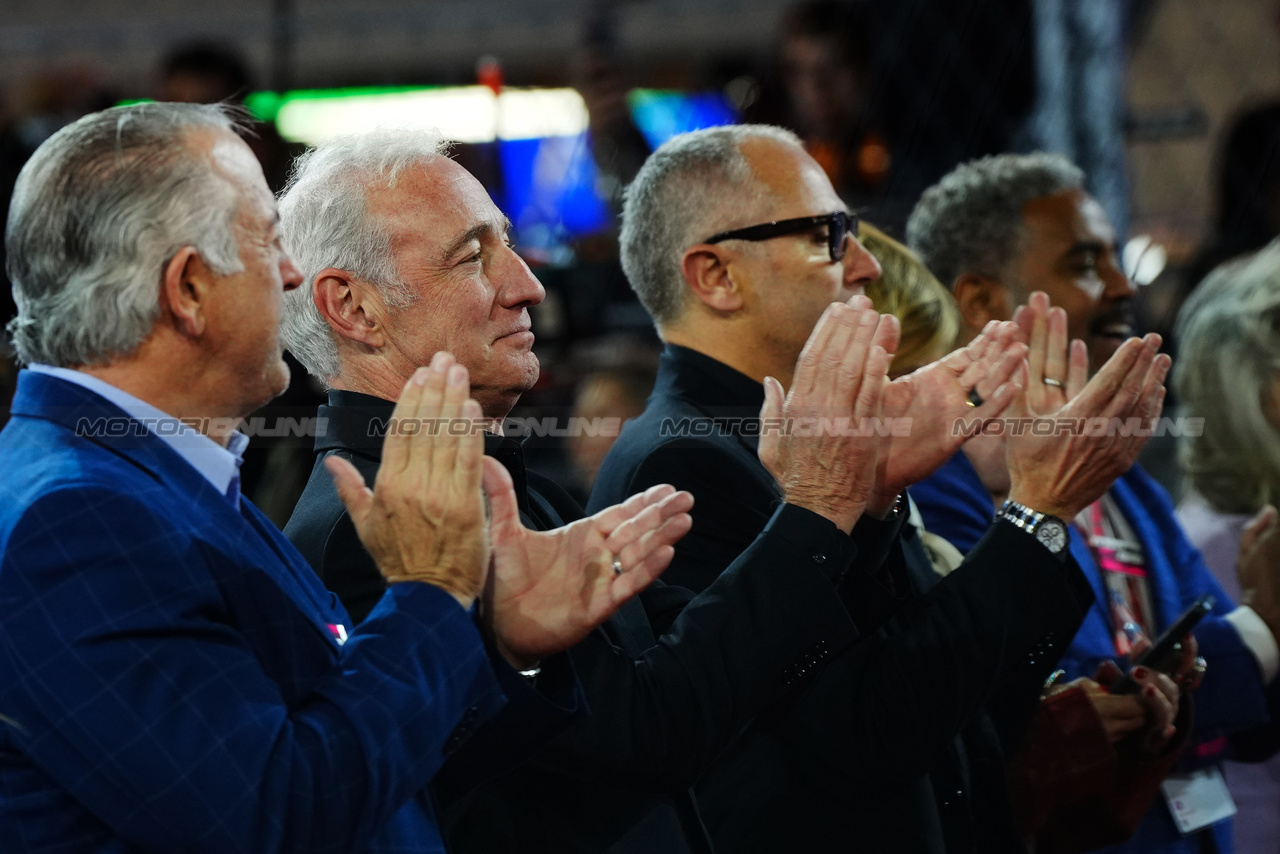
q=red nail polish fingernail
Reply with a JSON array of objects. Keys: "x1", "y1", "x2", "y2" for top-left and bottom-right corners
[{"x1": 1133, "y1": 667, "x2": 1148, "y2": 680}]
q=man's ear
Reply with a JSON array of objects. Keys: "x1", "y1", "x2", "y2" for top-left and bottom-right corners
[
  {"x1": 952, "y1": 273, "x2": 1015, "y2": 335},
  {"x1": 160, "y1": 246, "x2": 214, "y2": 338},
  {"x1": 680, "y1": 244, "x2": 745, "y2": 313},
  {"x1": 313, "y1": 268, "x2": 385, "y2": 348}
]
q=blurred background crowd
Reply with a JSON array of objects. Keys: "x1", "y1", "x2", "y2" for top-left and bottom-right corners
[{"x1": 1, "y1": 0, "x2": 1279, "y2": 521}]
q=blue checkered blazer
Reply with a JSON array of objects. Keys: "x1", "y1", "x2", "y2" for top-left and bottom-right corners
[{"x1": 0, "y1": 371, "x2": 508, "y2": 853}]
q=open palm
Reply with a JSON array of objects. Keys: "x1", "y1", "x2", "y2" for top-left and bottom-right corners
[
  {"x1": 482, "y1": 457, "x2": 694, "y2": 664},
  {"x1": 875, "y1": 320, "x2": 1025, "y2": 500}
]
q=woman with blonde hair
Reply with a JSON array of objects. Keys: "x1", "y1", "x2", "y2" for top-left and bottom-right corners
[{"x1": 859, "y1": 221, "x2": 960, "y2": 377}]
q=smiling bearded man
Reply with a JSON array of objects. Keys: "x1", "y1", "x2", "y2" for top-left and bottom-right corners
[{"x1": 908, "y1": 151, "x2": 1280, "y2": 854}]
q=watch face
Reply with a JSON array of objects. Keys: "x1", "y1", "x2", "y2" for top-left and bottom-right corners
[{"x1": 1037, "y1": 520, "x2": 1068, "y2": 553}]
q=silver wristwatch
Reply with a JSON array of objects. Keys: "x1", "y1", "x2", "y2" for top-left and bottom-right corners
[{"x1": 997, "y1": 500, "x2": 1069, "y2": 554}]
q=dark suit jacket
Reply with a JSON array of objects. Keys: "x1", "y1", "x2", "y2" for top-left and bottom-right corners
[
  {"x1": 0, "y1": 371, "x2": 527, "y2": 854},
  {"x1": 588, "y1": 345, "x2": 1096, "y2": 854},
  {"x1": 285, "y1": 390, "x2": 871, "y2": 853}
]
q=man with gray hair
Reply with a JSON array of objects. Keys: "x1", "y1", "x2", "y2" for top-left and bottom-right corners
[
  {"x1": 277, "y1": 125, "x2": 914, "y2": 852},
  {"x1": 589, "y1": 124, "x2": 1176, "y2": 852},
  {"x1": 0, "y1": 102, "x2": 693, "y2": 852},
  {"x1": 909, "y1": 152, "x2": 1280, "y2": 854}
]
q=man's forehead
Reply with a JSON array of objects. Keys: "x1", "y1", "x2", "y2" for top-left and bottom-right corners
[
  {"x1": 367, "y1": 158, "x2": 504, "y2": 246},
  {"x1": 738, "y1": 136, "x2": 842, "y2": 213}
]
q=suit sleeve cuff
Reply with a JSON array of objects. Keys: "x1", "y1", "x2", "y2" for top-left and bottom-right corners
[
  {"x1": 1225, "y1": 606, "x2": 1280, "y2": 683},
  {"x1": 847, "y1": 496, "x2": 910, "y2": 575},
  {"x1": 769, "y1": 502, "x2": 859, "y2": 585}
]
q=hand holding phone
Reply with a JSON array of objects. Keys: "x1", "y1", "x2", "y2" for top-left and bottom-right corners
[{"x1": 1109, "y1": 594, "x2": 1214, "y2": 695}]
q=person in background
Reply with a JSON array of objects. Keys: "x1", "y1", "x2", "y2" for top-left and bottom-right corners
[
  {"x1": 858, "y1": 221, "x2": 959, "y2": 378},
  {"x1": 1184, "y1": 106, "x2": 1280, "y2": 295},
  {"x1": 909, "y1": 150, "x2": 1280, "y2": 854},
  {"x1": 864, "y1": 214, "x2": 1193, "y2": 852},
  {"x1": 1176, "y1": 239, "x2": 1280, "y2": 854},
  {"x1": 743, "y1": 0, "x2": 889, "y2": 207},
  {"x1": 566, "y1": 363, "x2": 656, "y2": 501},
  {"x1": 157, "y1": 41, "x2": 299, "y2": 192}
]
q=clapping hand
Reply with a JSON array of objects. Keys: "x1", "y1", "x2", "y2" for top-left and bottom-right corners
[
  {"x1": 870, "y1": 319, "x2": 1026, "y2": 510},
  {"x1": 758, "y1": 296, "x2": 894, "y2": 533},
  {"x1": 1237, "y1": 505, "x2": 1280, "y2": 644},
  {"x1": 1006, "y1": 334, "x2": 1170, "y2": 520},
  {"x1": 1012, "y1": 291, "x2": 1089, "y2": 415},
  {"x1": 482, "y1": 465, "x2": 694, "y2": 667}
]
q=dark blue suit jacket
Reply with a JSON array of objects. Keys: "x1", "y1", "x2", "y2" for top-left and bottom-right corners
[
  {"x1": 0, "y1": 371, "x2": 516, "y2": 853},
  {"x1": 914, "y1": 450, "x2": 1280, "y2": 854}
]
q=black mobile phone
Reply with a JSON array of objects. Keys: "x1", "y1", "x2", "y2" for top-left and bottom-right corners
[{"x1": 1109, "y1": 594, "x2": 1215, "y2": 695}]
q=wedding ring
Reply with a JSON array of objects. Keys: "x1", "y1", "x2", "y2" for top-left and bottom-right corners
[
  {"x1": 966, "y1": 389, "x2": 984, "y2": 408},
  {"x1": 1042, "y1": 377, "x2": 1065, "y2": 389},
  {"x1": 611, "y1": 557, "x2": 624, "y2": 575}
]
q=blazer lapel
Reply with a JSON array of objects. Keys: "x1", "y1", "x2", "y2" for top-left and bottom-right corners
[{"x1": 13, "y1": 371, "x2": 348, "y2": 649}]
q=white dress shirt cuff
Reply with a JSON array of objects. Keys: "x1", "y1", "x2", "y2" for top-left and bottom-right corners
[{"x1": 1226, "y1": 606, "x2": 1280, "y2": 683}]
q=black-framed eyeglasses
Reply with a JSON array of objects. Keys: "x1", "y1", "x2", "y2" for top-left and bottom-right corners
[{"x1": 703, "y1": 211, "x2": 859, "y2": 263}]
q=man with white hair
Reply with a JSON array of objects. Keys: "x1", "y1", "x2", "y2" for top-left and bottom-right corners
[
  {"x1": 908, "y1": 151, "x2": 1280, "y2": 854},
  {"x1": 278, "y1": 126, "x2": 908, "y2": 852},
  {"x1": 589, "y1": 124, "x2": 1177, "y2": 853},
  {"x1": 0, "y1": 102, "x2": 692, "y2": 853}
]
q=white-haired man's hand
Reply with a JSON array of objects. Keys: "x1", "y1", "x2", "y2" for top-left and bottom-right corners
[{"x1": 481, "y1": 470, "x2": 694, "y2": 667}]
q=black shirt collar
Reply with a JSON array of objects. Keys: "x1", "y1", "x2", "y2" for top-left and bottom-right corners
[{"x1": 658, "y1": 344, "x2": 766, "y2": 412}]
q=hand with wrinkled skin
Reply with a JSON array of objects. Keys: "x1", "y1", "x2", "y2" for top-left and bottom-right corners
[
  {"x1": 483, "y1": 466, "x2": 694, "y2": 666},
  {"x1": 1006, "y1": 333, "x2": 1171, "y2": 520},
  {"x1": 758, "y1": 296, "x2": 894, "y2": 534},
  {"x1": 869, "y1": 318, "x2": 1026, "y2": 511},
  {"x1": 327, "y1": 352, "x2": 489, "y2": 609},
  {"x1": 964, "y1": 294, "x2": 1088, "y2": 504},
  {"x1": 1013, "y1": 291, "x2": 1089, "y2": 415}
]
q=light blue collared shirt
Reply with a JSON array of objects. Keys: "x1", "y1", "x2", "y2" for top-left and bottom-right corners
[{"x1": 29, "y1": 364, "x2": 248, "y2": 507}]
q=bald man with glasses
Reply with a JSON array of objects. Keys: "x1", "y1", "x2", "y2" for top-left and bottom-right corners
[{"x1": 589, "y1": 124, "x2": 1177, "y2": 853}]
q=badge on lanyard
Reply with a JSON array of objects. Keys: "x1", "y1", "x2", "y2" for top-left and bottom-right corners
[{"x1": 1161, "y1": 768, "x2": 1237, "y2": 834}]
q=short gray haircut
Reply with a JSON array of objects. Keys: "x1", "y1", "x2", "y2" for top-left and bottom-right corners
[
  {"x1": 620, "y1": 124, "x2": 802, "y2": 326},
  {"x1": 277, "y1": 128, "x2": 448, "y2": 383},
  {"x1": 906, "y1": 152, "x2": 1085, "y2": 290},
  {"x1": 5, "y1": 102, "x2": 244, "y2": 366},
  {"x1": 1175, "y1": 239, "x2": 1280, "y2": 514}
]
